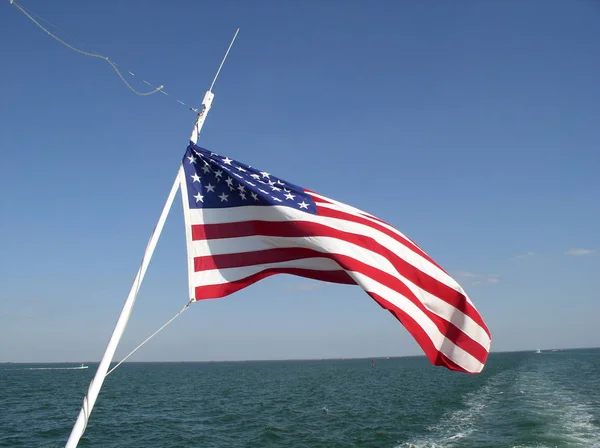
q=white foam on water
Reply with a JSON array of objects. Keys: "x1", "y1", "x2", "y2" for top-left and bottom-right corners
[
  {"x1": 508, "y1": 445, "x2": 551, "y2": 448},
  {"x1": 395, "y1": 371, "x2": 510, "y2": 448},
  {"x1": 394, "y1": 443, "x2": 441, "y2": 448},
  {"x1": 543, "y1": 400, "x2": 600, "y2": 447},
  {"x1": 513, "y1": 363, "x2": 600, "y2": 448},
  {"x1": 395, "y1": 353, "x2": 600, "y2": 448}
]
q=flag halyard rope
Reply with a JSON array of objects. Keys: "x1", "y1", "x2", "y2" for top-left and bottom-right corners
[
  {"x1": 9, "y1": 0, "x2": 200, "y2": 112},
  {"x1": 105, "y1": 299, "x2": 194, "y2": 377}
]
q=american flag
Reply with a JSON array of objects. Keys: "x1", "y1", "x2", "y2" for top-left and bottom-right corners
[{"x1": 180, "y1": 142, "x2": 491, "y2": 374}]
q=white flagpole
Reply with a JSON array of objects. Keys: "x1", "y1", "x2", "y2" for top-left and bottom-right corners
[
  {"x1": 64, "y1": 171, "x2": 181, "y2": 448},
  {"x1": 65, "y1": 29, "x2": 239, "y2": 448}
]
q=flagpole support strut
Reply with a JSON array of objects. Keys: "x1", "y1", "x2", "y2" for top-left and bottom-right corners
[{"x1": 64, "y1": 29, "x2": 239, "y2": 448}]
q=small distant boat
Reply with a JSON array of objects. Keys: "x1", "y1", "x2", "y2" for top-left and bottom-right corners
[
  {"x1": 535, "y1": 349, "x2": 541, "y2": 354},
  {"x1": 76, "y1": 364, "x2": 88, "y2": 369}
]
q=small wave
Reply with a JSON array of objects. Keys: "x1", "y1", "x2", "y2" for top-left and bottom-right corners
[
  {"x1": 447, "y1": 432, "x2": 467, "y2": 441},
  {"x1": 395, "y1": 443, "x2": 440, "y2": 448},
  {"x1": 508, "y1": 445, "x2": 552, "y2": 448}
]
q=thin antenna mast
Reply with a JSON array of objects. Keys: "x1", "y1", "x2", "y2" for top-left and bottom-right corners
[
  {"x1": 65, "y1": 30, "x2": 239, "y2": 448},
  {"x1": 210, "y1": 28, "x2": 239, "y2": 92},
  {"x1": 190, "y1": 28, "x2": 239, "y2": 144}
]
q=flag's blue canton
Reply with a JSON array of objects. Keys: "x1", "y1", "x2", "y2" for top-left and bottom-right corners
[{"x1": 182, "y1": 143, "x2": 317, "y2": 214}]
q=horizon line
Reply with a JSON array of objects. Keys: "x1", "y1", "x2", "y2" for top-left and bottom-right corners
[{"x1": 2, "y1": 346, "x2": 599, "y2": 364}]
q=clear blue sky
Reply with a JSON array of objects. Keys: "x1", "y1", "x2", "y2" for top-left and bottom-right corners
[{"x1": 1, "y1": 0, "x2": 598, "y2": 363}]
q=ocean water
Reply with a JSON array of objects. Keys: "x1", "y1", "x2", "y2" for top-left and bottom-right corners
[{"x1": 1, "y1": 349, "x2": 599, "y2": 448}]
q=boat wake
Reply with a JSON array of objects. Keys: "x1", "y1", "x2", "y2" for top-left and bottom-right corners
[
  {"x1": 514, "y1": 361, "x2": 600, "y2": 448},
  {"x1": 396, "y1": 370, "x2": 511, "y2": 447},
  {"x1": 25, "y1": 365, "x2": 89, "y2": 371},
  {"x1": 396, "y1": 355, "x2": 600, "y2": 448}
]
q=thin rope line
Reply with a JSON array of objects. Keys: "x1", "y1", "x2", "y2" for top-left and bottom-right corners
[
  {"x1": 17, "y1": 1, "x2": 92, "y2": 50},
  {"x1": 11, "y1": 0, "x2": 163, "y2": 96},
  {"x1": 10, "y1": 0, "x2": 205, "y2": 112},
  {"x1": 10, "y1": 0, "x2": 202, "y2": 112},
  {"x1": 105, "y1": 299, "x2": 193, "y2": 377}
]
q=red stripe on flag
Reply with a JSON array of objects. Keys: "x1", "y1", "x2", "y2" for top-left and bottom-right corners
[
  {"x1": 315, "y1": 205, "x2": 444, "y2": 272},
  {"x1": 368, "y1": 293, "x2": 478, "y2": 373},
  {"x1": 190, "y1": 219, "x2": 489, "y2": 339},
  {"x1": 193, "y1": 247, "x2": 488, "y2": 364},
  {"x1": 194, "y1": 268, "x2": 355, "y2": 299}
]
